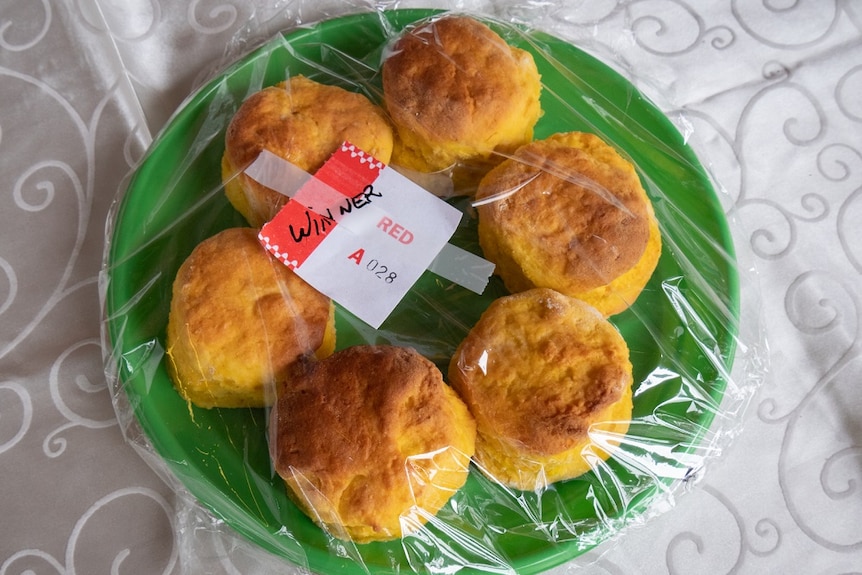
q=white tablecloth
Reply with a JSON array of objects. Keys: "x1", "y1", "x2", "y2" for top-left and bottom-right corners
[{"x1": 2, "y1": 1, "x2": 860, "y2": 573}]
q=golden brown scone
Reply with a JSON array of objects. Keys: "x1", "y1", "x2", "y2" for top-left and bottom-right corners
[
  {"x1": 271, "y1": 345, "x2": 476, "y2": 543},
  {"x1": 222, "y1": 75, "x2": 394, "y2": 227},
  {"x1": 382, "y1": 15, "x2": 542, "y2": 189},
  {"x1": 476, "y1": 131, "x2": 662, "y2": 316},
  {"x1": 165, "y1": 228, "x2": 335, "y2": 408},
  {"x1": 448, "y1": 288, "x2": 633, "y2": 490}
]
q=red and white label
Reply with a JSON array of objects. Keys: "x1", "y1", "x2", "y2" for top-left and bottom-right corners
[{"x1": 254, "y1": 143, "x2": 463, "y2": 328}]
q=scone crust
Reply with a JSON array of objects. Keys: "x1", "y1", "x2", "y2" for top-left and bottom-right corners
[
  {"x1": 272, "y1": 345, "x2": 476, "y2": 542},
  {"x1": 382, "y1": 15, "x2": 542, "y2": 174},
  {"x1": 448, "y1": 288, "x2": 632, "y2": 489},
  {"x1": 166, "y1": 227, "x2": 334, "y2": 408},
  {"x1": 223, "y1": 75, "x2": 394, "y2": 227},
  {"x1": 477, "y1": 132, "x2": 661, "y2": 316}
]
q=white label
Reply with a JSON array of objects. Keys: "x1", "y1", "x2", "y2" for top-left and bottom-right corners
[{"x1": 256, "y1": 143, "x2": 463, "y2": 328}]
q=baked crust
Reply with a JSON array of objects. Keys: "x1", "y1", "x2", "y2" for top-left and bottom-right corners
[
  {"x1": 272, "y1": 345, "x2": 476, "y2": 542},
  {"x1": 222, "y1": 75, "x2": 394, "y2": 227},
  {"x1": 382, "y1": 15, "x2": 542, "y2": 185},
  {"x1": 448, "y1": 288, "x2": 632, "y2": 490},
  {"x1": 476, "y1": 131, "x2": 661, "y2": 316},
  {"x1": 166, "y1": 227, "x2": 335, "y2": 408}
]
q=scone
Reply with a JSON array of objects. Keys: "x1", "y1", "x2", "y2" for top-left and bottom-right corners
[
  {"x1": 165, "y1": 227, "x2": 335, "y2": 408},
  {"x1": 476, "y1": 131, "x2": 662, "y2": 316},
  {"x1": 222, "y1": 75, "x2": 394, "y2": 227},
  {"x1": 271, "y1": 345, "x2": 476, "y2": 543},
  {"x1": 382, "y1": 15, "x2": 542, "y2": 188},
  {"x1": 448, "y1": 288, "x2": 633, "y2": 490}
]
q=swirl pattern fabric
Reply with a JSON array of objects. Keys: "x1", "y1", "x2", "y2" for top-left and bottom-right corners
[{"x1": 1, "y1": 0, "x2": 860, "y2": 573}]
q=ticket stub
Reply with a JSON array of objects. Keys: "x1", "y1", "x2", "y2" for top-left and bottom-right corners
[{"x1": 255, "y1": 143, "x2": 464, "y2": 328}]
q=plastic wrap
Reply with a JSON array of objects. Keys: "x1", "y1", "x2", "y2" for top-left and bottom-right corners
[{"x1": 100, "y1": 3, "x2": 766, "y2": 574}]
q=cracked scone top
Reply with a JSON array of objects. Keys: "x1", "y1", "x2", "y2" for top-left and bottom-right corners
[
  {"x1": 165, "y1": 227, "x2": 335, "y2": 408},
  {"x1": 271, "y1": 345, "x2": 476, "y2": 543},
  {"x1": 222, "y1": 75, "x2": 394, "y2": 227},
  {"x1": 382, "y1": 15, "x2": 542, "y2": 188},
  {"x1": 476, "y1": 131, "x2": 662, "y2": 316},
  {"x1": 448, "y1": 288, "x2": 633, "y2": 490}
]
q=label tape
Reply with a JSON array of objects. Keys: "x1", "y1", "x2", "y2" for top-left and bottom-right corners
[{"x1": 244, "y1": 144, "x2": 494, "y2": 328}]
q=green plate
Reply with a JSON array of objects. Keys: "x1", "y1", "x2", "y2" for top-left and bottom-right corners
[{"x1": 104, "y1": 9, "x2": 739, "y2": 575}]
